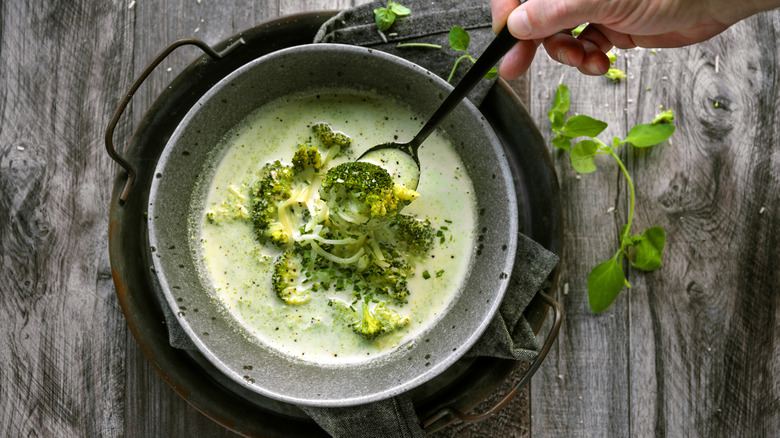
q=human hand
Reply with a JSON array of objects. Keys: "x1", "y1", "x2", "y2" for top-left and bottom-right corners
[{"x1": 492, "y1": 0, "x2": 779, "y2": 79}]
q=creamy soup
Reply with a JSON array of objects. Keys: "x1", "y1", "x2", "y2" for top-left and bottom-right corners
[{"x1": 194, "y1": 91, "x2": 477, "y2": 364}]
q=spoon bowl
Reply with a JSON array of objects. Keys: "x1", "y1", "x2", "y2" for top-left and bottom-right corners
[{"x1": 357, "y1": 26, "x2": 518, "y2": 190}]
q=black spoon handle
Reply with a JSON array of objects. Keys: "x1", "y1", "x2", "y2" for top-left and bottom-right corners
[{"x1": 409, "y1": 26, "x2": 518, "y2": 151}]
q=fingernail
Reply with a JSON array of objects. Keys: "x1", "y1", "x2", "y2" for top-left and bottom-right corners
[
  {"x1": 585, "y1": 62, "x2": 606, "y2": 75},
  {"x1": 557, "y1": 50, "x2": 572, "y2": 66},
  {"x1": 507, "y1": 9, "x2": 532, "y2": 38}
]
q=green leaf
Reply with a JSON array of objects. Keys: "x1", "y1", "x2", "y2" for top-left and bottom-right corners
[
  {"x1": 562, "y1": 115, "x2": 608, "y2": 137},
  {"x1": 631, "y1": 226, "x2": 665, "y2": 271},
  {"x1": 389, "y1": 2, "x2": 411, "y2": 16},
  {"x1": 547, "y1": 85, "x2": 570, "y2": 130},
  {"x1": 374, "y1": 8, "x2": 396, "y2": 31},
  {"x1": 569, "y1": 140, "x2": 600, "y2": 173},
  {"x1": 587, "y1": 257, "x2": 627, "y2": 313},
  {"x1": 623, "y1": 123, "x2": 675, "y2": 147},
  {"x1": 484, "y1": 67, "x2": 498, "y2": 79},
  {"x1": 448, "y1": 26, "x2": 470, "y2": 52},
  {"x1": 552, "y1": 132, "x2": 573, "y2": 151},
  {"x1": 549, "y1": 110, "x2": 565, "y2": 131}
]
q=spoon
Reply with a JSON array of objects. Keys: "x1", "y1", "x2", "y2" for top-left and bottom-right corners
[{"x1": 358, "y1": 26, "x2": 518, "y2": 190}]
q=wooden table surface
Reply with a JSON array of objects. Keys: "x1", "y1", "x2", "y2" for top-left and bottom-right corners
[{"x1": 1, "y1": 0, "x2": 778, "y2": 436}]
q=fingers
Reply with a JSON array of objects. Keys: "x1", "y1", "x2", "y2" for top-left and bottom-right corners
[
  {"x1": 575, "y1": 25, "x2": 613, "y2": 75},
  {"x1": 498, "y1": 39, "x2": 541, "y2": 80},
  {"x1": 491, "y1": 0, "x2": 522, "y2": 34},
  {"x1": 541, "y1": 32, "x2": 585, "y2": 67},
  {"x1": 578, "y1": 40, "x2": 611, "y2": 75},
  {"x1": 506, "y1": 0, "x2": 608, "y2": 39},
  {"x1": 540, "y1": 27, "x2": 611, "y2": 75}
]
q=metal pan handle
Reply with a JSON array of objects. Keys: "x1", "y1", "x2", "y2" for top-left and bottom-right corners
[
  {"x1": 104, "y1": 37, "x2": 244, "y2": 202},
  {"x1": 421, "y1": 291, "x2": 562, "y2": 433}
]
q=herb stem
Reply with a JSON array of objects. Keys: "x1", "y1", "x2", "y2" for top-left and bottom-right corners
[
  {"x1": 396, "y1": 43, "x2": 442, "y2": 49},
  {"x1": 447, "y1": 54, "x2": 471, "y2": 83},
  {"x1": 609, "y1": 150, "x2": 635, "y2": 241}
]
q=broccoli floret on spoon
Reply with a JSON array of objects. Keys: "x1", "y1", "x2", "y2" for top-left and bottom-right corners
[{"x1": 319, "y1": 161, "x2": 418, "y2": 224}]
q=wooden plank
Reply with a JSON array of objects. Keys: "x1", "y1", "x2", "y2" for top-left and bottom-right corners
[
  {"x1": 280, "y1": 0, "x2": 359, "y2": 16},
  {"x1": 528, "y1": 51, "x2": 632, "y2": 435},
  {"x1": 626, "y1": 12, "x2": 780, "y2": 436},
  {"x1": 0, "y1": 0, "x2": 133, "y2": 436},
  {"x1": 123, "y1": 2, "x2": 281, "y2": 437}
]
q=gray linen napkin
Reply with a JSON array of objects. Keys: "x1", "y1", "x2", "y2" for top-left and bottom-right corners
[{"x1": 314, "y1": 0, "x2": 498, "y2": 105}]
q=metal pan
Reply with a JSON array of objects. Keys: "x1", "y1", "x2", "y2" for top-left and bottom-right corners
[
  {"x1": 106, "y1": 12, "x2": 563, "y2": 434},
  {"x1": 145, "y1": 43, "x2": 519, "y2": 407}
]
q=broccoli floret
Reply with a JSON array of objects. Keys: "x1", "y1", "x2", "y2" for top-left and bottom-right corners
[
  {"x1": 205, "y1": 184, "x2": 250, "y2": 224},
  {"x1": 605, "y1": 68, "x2": 627, "y2": 81},
  {"x1": 606, "y1": 51, "x2": 617, "y2": 65},
  {"x1": 361, "y1": 259, "x2": 411, "y2": 302},
  {"x1": 271, "y1": 248, "x2": 310, "y2": 305},
  {"x1": 319, "y1": 162, "x2": 415, "y2": 223},
  {"x1": 391, "y1": 214, "x2": 435, "y2": 256},
  {"x1": 291, "y1": 143, "x2": 323, "y2": 173},
  {"x1": 351, "y1": 301, "x2": 409, "y2": 340},
  {"x1": 652, "y1": 109, "x2": 675, "y2": 125},
  {"x1": 249, "y1": 161, "x2": 295, "y2": 246},
  {"x1": 313, "y1": 123, "x2": 351, "y2": 149}
]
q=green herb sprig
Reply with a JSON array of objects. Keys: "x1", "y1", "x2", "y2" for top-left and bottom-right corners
[
  {"x1": 373, "y1": 2, "x2": 411, "y2": 31},
  {"x1": 549, "y1": 84, "x2": 674, "y2": 312},
  {"x1": 446, "y1": 26, "x2": 499, "y2": 83}
]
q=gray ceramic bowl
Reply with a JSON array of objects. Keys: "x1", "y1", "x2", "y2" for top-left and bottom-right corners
[{"x1": 147, "y1": 44, "x2": 518, "y2": 407}]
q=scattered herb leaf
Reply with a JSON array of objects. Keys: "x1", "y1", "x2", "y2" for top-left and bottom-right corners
[
  {"x1": 373, "y1": 2, "x2": 411, "y2": 31},
  {"x1": 630, "y1": 226, "x2": 665, "y2": 271},
  {"x1": 446, "y1": 26, "x2": 499, "y2": 83},
  {"x1": 374, "y1": 7, "x2": 395, "y2": 31},
  {"x1": 569, "y1": 140, "x2": 600, "y2": 173},
  {"x1": 548, "y1": 84, "x2": 570, "y2": 130},
  {"x1": 448, "y1": 26, "x2": 470, "y2": 51},
  {"x1": 562, "y1": 115, "x2": 608, "y2": 137},
  {"x1": 587, "y1": 256, "x2": 627, "y2": 313},
  {"x1": 621, "y1": 123, "x2": 675, "y2": 147},
  {"x1": 548, "y1": 84, "x2": 673, "y2": 312},
  {"x1": 389, "y1": 2, "x2": 411, "y2": 16}
]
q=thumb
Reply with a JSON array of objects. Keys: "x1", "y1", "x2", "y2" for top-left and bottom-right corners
[{"x1": 507, "y1": 0, "x2": 611, "y2": 39}]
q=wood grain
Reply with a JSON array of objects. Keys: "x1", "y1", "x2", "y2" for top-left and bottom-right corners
[
  {"x1": 1, "y1": 0, "x2": 778, "y2": 437},
  {"x1": 0, "y1": 1, "x2": 132, "y2": 436},
  {"x1": 527, "y1": 11, "x2": 780, "y2": 438},
  {"x1": 527, "y1": 54, "x2": 633, "y2": 437},
  {"x1": 625, "y1": 14, "x2": 780, "y2": 436}
]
